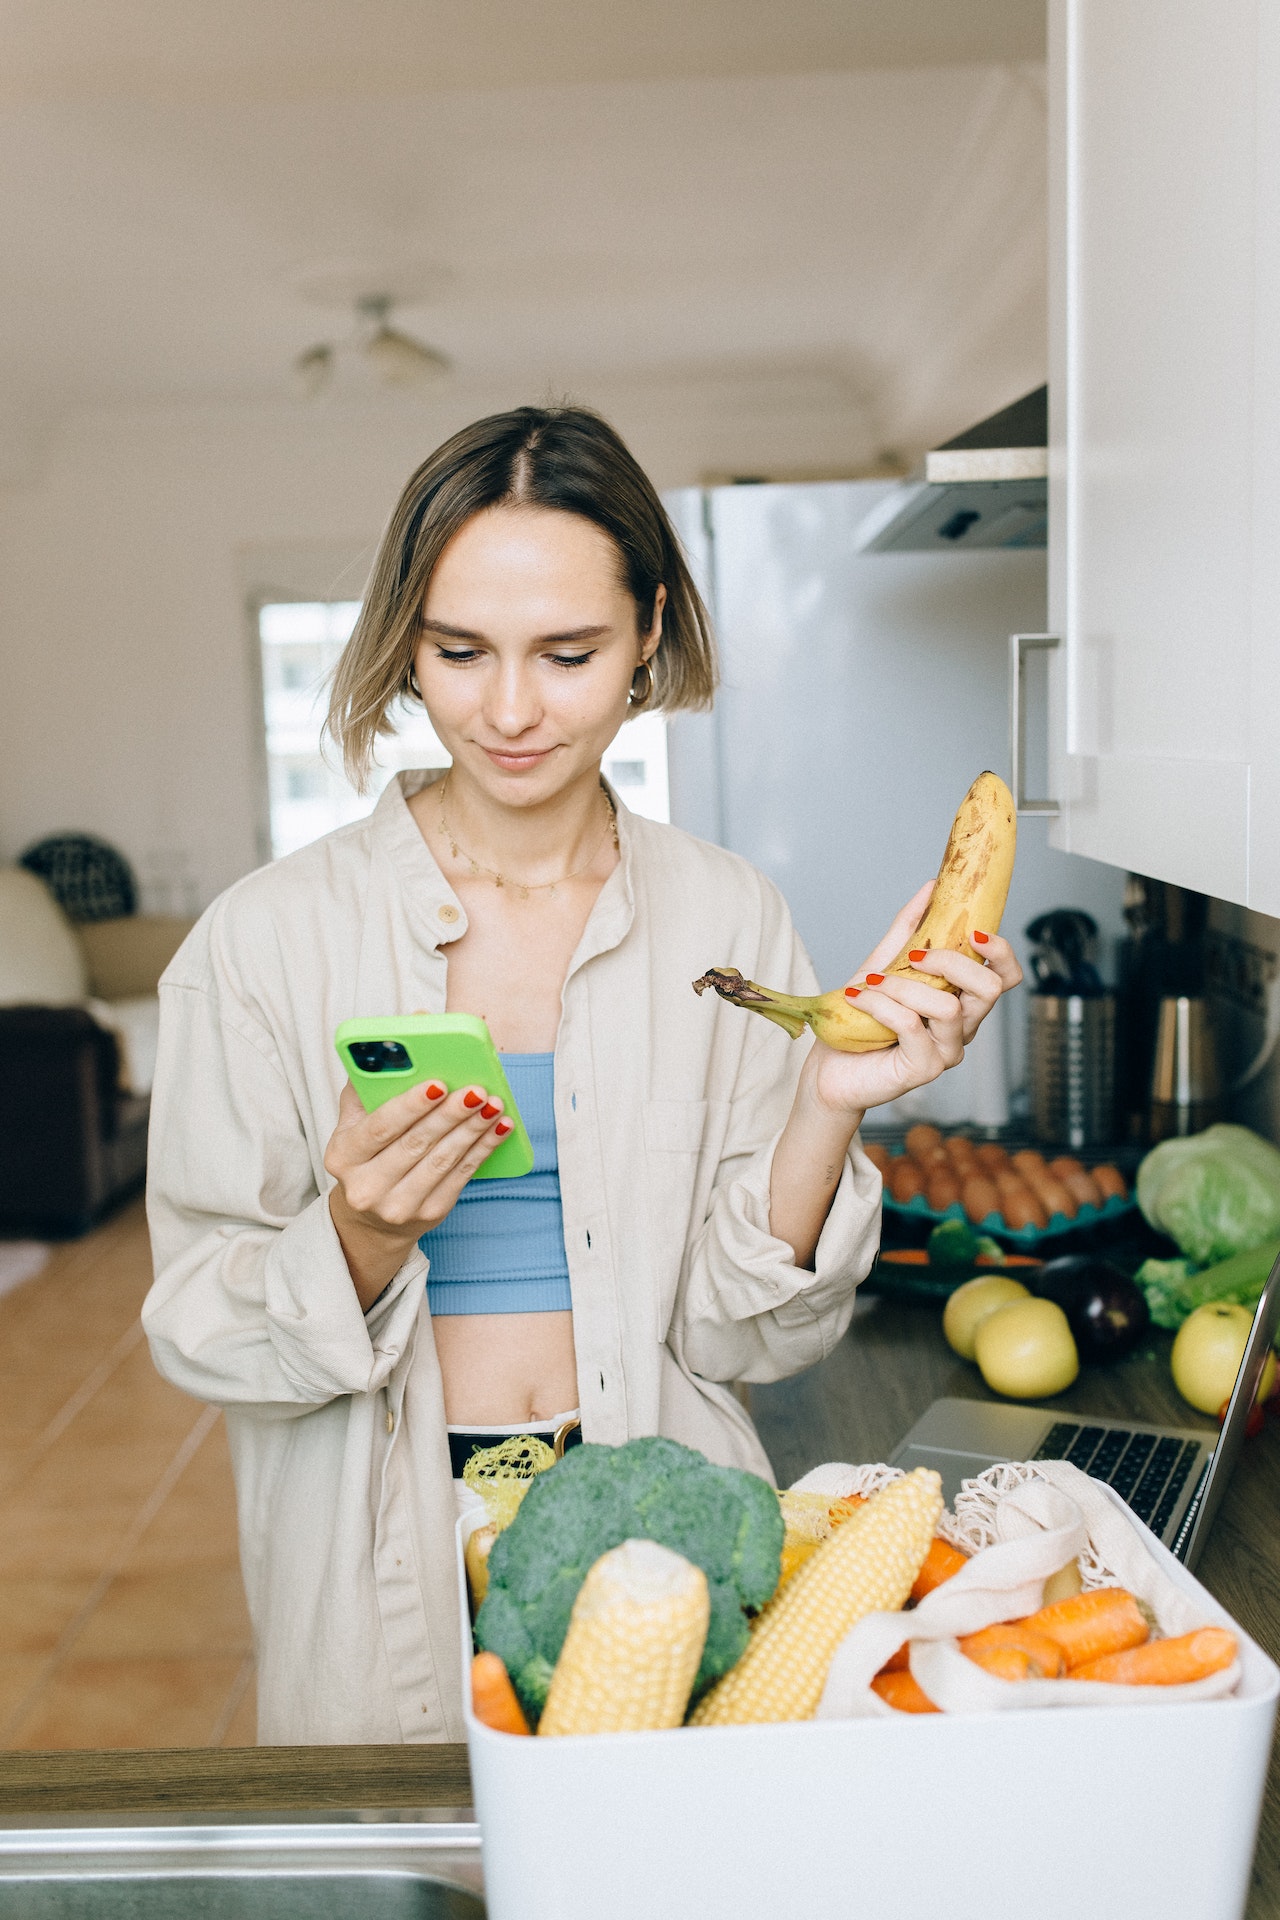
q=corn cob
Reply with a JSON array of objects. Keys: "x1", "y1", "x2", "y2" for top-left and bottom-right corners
[
  {"x1": 690, "y1": 1467, "x2": 943, "y2": 1727},
  {"x1": 538, "y1": 1539, "x2": 710, "y2": 1737}
]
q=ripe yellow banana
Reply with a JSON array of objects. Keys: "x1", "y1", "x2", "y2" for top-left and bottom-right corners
[{"x1": 692, "y1": 771, "x2": 1016, "y2": 1054}]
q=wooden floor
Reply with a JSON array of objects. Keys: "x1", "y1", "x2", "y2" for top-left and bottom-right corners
[{"x1": 0, "y1": 1198, "x2": 255, "y2": 1748}]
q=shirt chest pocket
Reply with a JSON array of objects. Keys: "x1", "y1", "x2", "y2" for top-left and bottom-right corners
[{"x1": 642, "y1": 1099, "x2": 726, "y2": 1339}]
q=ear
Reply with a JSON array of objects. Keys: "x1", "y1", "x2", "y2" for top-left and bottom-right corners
[{"x1": 641, "y1": 583, "x2": 666, "y2": 661}]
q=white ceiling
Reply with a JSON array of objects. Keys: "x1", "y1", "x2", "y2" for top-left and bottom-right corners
[{"x1": 0, "y1": 1, "x2": 1048, "y2": 470}]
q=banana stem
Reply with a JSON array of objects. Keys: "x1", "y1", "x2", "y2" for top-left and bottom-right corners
[{"x1": 690, "y1": 968, "x2": 812, "y2": 1040}]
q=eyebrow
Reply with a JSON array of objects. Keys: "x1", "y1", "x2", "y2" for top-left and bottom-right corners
[{"x1": 421, "y1": 619, "x2": 611, "y2": 644}]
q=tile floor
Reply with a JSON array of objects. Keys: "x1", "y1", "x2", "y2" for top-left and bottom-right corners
[{"x1": 0, "y1": 1198, "x2": 256, "y2": 1747}]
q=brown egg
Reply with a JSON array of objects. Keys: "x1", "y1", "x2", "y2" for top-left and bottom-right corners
[
  {"x1": 1024, "y1": 1169, "x2": 1077, "y2": 1222},
  {"x1": 888, "y1": 1156, "x2": 926, "y2": 1204},
  {"x1": 995, "y1": 1170, "x2": 1049, "y2": 1231},
  {"x1": 974, "y1": 1143, "x2": 1010, "y2": 1173},
  {"x1": 1047, "y1": 1155, "x2": 1085, "y2": 1180},
  {"x1": 945, "y1": 1135, "x2": 979, "y2": 1171},
  {"x1": 905, "y1": 1123, "x2": 944, "y2": 1160},
  {"x1": 1011, "y1": 1149, "x2": 1047, "y2": 1178},
  {"x1": 1091, "y1": 1164, "x2": 1129, "y2": 1201},
  {"x1": 925, "y1": 1167, "x2": 963, "y2": 1213},
  {"x1": 961, "y1": 1173, "x2": 1001, "y2": 1225},
  {"x1": 863, "y1": 1141, "x2": 892, "y2": 1176},
  {"x1": 1059, "y1": 1167, "x2": 1103, "y2": 1211}
]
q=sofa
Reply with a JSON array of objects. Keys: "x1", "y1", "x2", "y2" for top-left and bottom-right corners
[{"x1": 0, "y1": 867, "x2": 193, "y2": 1236}]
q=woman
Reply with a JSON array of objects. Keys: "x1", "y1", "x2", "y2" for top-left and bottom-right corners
[{"x1": 143, "y1": 406, "x2": 1021, "y2": 1744}]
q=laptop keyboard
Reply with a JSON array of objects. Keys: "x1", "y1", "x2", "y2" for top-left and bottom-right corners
[{"x1": 1033, "y1": 1423, "x2": 1203, "y2": 1535}]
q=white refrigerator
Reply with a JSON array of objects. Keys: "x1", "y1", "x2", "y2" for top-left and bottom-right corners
[{"x1": 662, "y1": 481, "x2": 1126, "y2": 1126}]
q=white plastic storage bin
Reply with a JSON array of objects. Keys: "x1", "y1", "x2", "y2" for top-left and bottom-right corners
[{"x1": 458, "y1": 1495, "x2": 1278, "y2": 1920}]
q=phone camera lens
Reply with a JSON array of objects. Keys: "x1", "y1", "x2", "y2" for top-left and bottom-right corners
[{"x1": 350, "y1": 1041, "x2": 413, "y2": 1073}]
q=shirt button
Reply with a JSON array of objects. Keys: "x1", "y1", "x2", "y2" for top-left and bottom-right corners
[{"x1": 438, "y1": 904, "x2": 460, "y2": 925}]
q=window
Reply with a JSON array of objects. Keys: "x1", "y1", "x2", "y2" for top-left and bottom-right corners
[{"x1": 257, "y1": 601, "x2": 669, "y2": 858}]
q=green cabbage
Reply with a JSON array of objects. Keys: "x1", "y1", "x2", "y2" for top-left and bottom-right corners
[{"x1": 1136, "y1": 1124, "x2": 1280, "y2": 1265}]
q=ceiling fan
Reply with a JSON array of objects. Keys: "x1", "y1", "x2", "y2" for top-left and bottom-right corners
[{"x1": 294, "y1": 294, "x2": 450, "y2": 397}]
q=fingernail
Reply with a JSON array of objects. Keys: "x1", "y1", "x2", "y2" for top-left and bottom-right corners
[
  {"x1": 844, "y1": 986, "x2": 861, "y2": 998},
  {"x1": 865, "y1": 973, "x2": 885, "y2": 986},
  {"x1": 463, "y1": 1090, "x2": 484, "y2": 1109},
  {"x1": 425, "y1": 1082, "x2": 446, "y2": 1101},
  {"x1": 494, "y1": 1119, "x2": 513, "y2": 1137},
  {"x1": 973, "y1": 930, "x2": 990, "y2": 945},
  {"x1": 480, "y1": 1101, "x2": 500, "y2": 1120},
  {"x1": 908, "y1": 950, "x2": 927, "y2": 963}
]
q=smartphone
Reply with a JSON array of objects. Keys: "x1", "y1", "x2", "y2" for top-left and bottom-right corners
[{"x1": 333, "y1": 1013, "x2": 534, "y2": 1180}]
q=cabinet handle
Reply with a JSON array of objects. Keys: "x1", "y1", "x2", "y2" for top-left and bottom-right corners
[{"x1": 1009, "y1": 632, "x2": 1061, "y2": 817}]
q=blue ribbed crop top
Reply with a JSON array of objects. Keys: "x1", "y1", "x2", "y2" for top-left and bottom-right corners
[{"x1": 419, "y1": 1054, "x2": 572, "y2": 1316}]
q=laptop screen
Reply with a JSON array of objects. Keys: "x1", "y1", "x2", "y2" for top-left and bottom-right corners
[{"x1": 1181, "y1": 1248, "x2": 1280, "y2": 1568}]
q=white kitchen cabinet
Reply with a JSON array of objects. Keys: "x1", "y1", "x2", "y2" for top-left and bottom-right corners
[{"x1": 1047, "y1": 0, "x2": 1280, "y2": 912}]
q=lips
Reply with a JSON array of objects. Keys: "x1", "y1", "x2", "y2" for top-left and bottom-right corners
[{"x1": 482, "y1": 746, "x2": 556, "y2": 771}]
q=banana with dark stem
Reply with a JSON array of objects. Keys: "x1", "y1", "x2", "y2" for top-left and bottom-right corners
[{"x1": 692, "y1": 771, "x2": 1016, "y2": 1054}]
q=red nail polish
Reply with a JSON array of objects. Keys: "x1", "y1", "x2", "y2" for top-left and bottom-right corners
[
  {"x1": 480, "y1": 1102, "x2": 500, "y2": 1120},
  {"x1": 908, "y1": 950, "x2": 927, "y2": 963},
  {"x1": 973, "y1": 930, "x2": 990, "y2": 945},
  {"x1": 425, "y1": 1082, "x2": 446, "y2": 1101},
  {"x1": 844, "y1": 986, "x2": 861, "y2": 997},
  {"x1": 866, "y1": 973, "x2": 885, "y2": 986},
  {"x1": 463, "y1": 1090, "x2": 483, "y2": 1109},
  {"x1": 494, "y1": 1119, "x2": 513, "y2": 1137}
]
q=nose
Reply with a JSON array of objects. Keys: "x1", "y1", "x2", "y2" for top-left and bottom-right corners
[{"x1": 484, "y1": 657, "x2": 542, "y2": 739}]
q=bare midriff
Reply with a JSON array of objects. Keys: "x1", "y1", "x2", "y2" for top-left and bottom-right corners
[{"x1": 431, "y1": 1309, "x2": 580, "y2": 1424}]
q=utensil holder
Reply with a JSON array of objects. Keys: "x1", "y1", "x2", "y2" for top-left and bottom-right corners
[{"x1": 1029, "y1": 993, "x2": 1115, "y2": 1149}]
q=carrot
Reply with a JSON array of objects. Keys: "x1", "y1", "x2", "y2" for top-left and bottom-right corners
[
  {"x1": 877, "y1": 1248, "x2": 931, "y2": 1266},
  {"x1": 959, "y1": 1622, "x2": 1066, "y2": 1680},
  {"x1": 871, "y1": 1669, "x2": 939, "y2": 1714},
  {"x1": 1021, "y1": 1587, "x2": 1149, "y2": 1670},
  {"x1": 910, "y1": 1536, "x2": 969, "y2": 1603},
  {"x1": 471, "y1": 1650, "x2": 530, "y2": 1735},
  {"x1": 878, "y1": 1642, "x2": 910, "y2": 1675},
  {"x1": 1071, "y1": 1627, "x2": 1237, "y2": 1686}
]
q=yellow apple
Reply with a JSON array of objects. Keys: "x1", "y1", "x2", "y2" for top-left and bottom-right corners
[
  {"x1": 1170, "y1": 1302, "x2": 1276, "y2": 1416},
  {"x1": 943, "y1": 1274, "x2": 1032, "y2": 1361},
  {"x1": 975, "y1": 1297, "x2": 1080, "y2": 1399}
]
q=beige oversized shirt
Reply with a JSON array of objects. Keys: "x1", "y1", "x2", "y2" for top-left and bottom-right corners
[{"x1": 143, "y1": 772, "x2": 882, "y2": 1744}]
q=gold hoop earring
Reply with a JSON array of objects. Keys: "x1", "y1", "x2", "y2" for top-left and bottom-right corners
[{"x1": 628, "y1": 659, "x2": 656, "y2": 709}]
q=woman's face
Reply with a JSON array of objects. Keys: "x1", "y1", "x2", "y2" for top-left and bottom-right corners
[{"x1": 414, "y1": 504, "x2": 663, "y2": 808}]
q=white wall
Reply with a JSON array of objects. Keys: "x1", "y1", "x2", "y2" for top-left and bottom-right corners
[{"x1": 0, "y1": 382, "x2": 883, "y2": 905}]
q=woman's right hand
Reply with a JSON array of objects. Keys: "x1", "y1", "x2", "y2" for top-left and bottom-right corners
[{"x1": 325, "y1": 1078, "x2": 513, "y2": 1309}]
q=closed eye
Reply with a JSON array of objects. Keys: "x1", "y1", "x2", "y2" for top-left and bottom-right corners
[{"x1": 547, "y1": 651, "x2": 595, "y2": 668}]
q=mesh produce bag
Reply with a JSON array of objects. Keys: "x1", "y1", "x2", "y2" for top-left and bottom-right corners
[{"x1": 795, "y1": 1459, "x2": 1242, "y2": 1718}]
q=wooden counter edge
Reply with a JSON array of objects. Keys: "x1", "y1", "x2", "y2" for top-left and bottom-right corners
[{"x1": 0, "y1": 1746, "x2": 473, "y2": 1816}]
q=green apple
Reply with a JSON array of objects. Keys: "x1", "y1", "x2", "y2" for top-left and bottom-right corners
[
  {"x1": 943, "y1": 1274, "x2": 1032, "y2": 1362},
  {"x1": 975, "y1": 1297, "x2": 1080, "y2": 1399},
  {"x1": 1171, "y1": 1302, "x2": 1276, "y2": 1416}
]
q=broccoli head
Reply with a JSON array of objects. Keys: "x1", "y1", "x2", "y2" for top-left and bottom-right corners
[{"x1": 473, "y1": 1436, "x2": 783, "y2": 1724}]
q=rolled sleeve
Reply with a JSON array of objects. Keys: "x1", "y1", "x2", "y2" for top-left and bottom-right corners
[
  {"x1": 144, "y1": 977, "x2": 423, "y2": 1412},
  {"x1": 674, "y1": 1129, "x2": 883, "y2": 1384}
]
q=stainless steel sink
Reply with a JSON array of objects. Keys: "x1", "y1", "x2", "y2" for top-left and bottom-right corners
[{"x1": 0, "y1": 1820, "x2": 484, "y2": 1916}]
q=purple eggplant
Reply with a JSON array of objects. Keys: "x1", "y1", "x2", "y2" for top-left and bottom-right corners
[{"x1": 1034, "y1": 1255, "x2": 1150, "y2": 1361}]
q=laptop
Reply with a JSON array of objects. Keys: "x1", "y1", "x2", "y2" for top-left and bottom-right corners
[{"x1": 889, "y1": 1249, "x2": 1280, "y2": 1570}]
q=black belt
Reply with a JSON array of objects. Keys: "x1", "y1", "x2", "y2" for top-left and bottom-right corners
[{"x1": 449, "y1": 1418, "x2": 582, "y2": 1479}]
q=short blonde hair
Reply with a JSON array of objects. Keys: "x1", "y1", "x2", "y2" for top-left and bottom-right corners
[{"x1": 327, "y1": 406, "x2": 718, "y2": 787}]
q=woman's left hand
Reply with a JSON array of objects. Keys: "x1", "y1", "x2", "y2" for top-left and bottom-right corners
[{"x1": 805, "y1": 882, "x2": 1024, "y2": 1119}]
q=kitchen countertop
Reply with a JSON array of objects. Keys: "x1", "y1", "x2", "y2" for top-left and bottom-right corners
[{"x1": 0, "y1": 1292, "x2": 1274, "y2": 1913}]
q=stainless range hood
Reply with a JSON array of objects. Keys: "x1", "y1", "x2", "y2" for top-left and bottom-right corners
[{"x1": 854, "y1": 386, "x2": 1047, "y2": 553}]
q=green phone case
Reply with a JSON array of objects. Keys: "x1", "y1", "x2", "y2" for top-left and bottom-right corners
[{"x1": 333, "y1": 1013, "x2": 535, "y2": 1180}]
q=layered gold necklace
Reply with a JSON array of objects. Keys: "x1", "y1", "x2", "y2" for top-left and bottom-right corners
[{"x1": 436, "y1": 774, "x2": 619, "y2": 902}]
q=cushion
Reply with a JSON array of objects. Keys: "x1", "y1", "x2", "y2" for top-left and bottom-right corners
[
  {"x1": 0, "y1": 868, "x2": 89, "y2": 1006},
  {"x1": 87, "y1": 994, "x2": 161, "y2": 1097}
]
